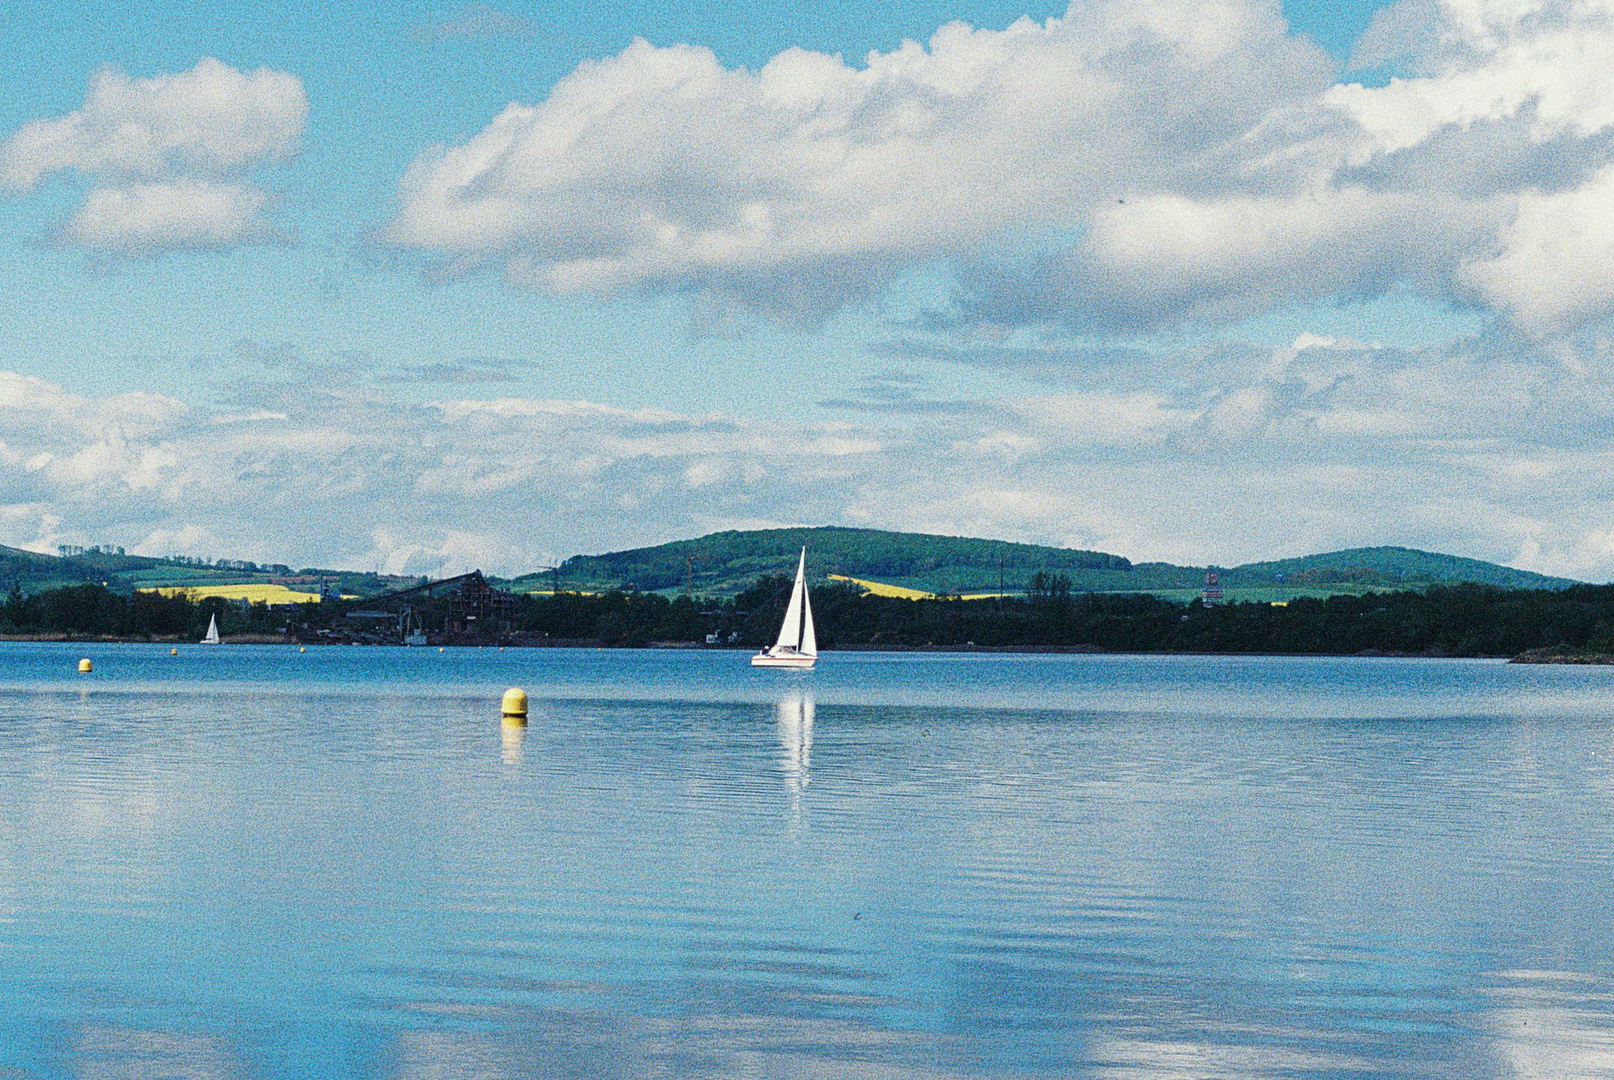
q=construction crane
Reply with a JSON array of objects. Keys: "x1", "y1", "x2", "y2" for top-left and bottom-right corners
[{"x1": 531, "y1": 564, "x2": 563, "y2": 596}]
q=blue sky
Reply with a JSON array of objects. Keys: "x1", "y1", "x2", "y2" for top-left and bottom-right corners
[{"x1": 4, "y1": 0, "x2": 1614, "y2": 578}]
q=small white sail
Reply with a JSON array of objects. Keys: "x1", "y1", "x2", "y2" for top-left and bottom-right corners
[
  {"x1": 201, "y1": 614, "x2": 220, "y2": 645},
  {"x1": 800, "y1": 576, "x2": 817, "y2": 657}
]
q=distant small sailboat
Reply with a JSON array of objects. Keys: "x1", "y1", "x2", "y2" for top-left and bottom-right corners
[
  {"x1": 201, "y1": 614, "x2": 221, "y2": 645},
  {"x1": 752, "y1": 549, "x2": 817, "y2": 669}
]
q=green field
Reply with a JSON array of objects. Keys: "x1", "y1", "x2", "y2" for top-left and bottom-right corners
[{"x1": 0, "y1": 548, "x2": 420, "y2": 602}]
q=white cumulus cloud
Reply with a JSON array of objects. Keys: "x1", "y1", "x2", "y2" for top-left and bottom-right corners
[
  {"x1": 967, "y1": 0, "x2": 1614, "y2": 331},
  {"x1": 382, "y1": 0, "x2": 1329, "y2": 323},
  {"x1": 0, "y1": 58, "x2": 306, "y2": 252},
  {"x1": 60, "y1": 180, "x2": 275, "y2": 253},
  {"x1": 382, "y1": 0, "x2": 1614, "y2": 335},
  {"x1": 1462, "y1": 161, "x2": 1614, "y2": 332}
]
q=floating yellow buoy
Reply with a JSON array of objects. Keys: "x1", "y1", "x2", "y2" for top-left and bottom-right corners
[
  {"x1": 299, "y1": 646, "x2": 306, "y2": 653},
  {"x1": 501, "y1": 687, "x2": 529, "y2": 721},
  {"x1": 78, "y1": 658, "x2": 92, "y2": 673},
  {"x1": 438, "y1": 647, "x2": 445, "y2": 653}
]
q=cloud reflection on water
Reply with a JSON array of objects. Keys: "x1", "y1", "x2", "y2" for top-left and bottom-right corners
[
  {"x1": 74, "y1": 1026, "x2": 241, "y2": 1080},
  {"x1": 388, "y1": 1008, "x2": 982, "y2": 1080},
  {"x1": 1489, "y1": 971, "x2": 1614, "y2": 1080},
  {"x1": 1080, "y1": 1034, "x2": 1367, "y2": 1080},
  {"x1": 57, "y1": 970, "x2": 1614, "y2": 1079}
]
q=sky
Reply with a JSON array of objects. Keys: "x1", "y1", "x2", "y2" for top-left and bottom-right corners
[{"x1": 3, "y1": 0, "x2": 1614, "y2": 579}]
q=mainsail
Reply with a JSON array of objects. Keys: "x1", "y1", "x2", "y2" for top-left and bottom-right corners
[{"x1": 774, "y1": 549, "x2": 808, "y2": 652}]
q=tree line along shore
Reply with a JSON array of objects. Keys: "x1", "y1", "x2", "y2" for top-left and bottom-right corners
[{"x1": 6, "y1": 575, "x2": 1614, "y2": 662}]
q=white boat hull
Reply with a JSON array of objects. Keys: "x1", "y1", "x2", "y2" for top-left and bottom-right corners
[{"x1": 752, "y1": 650, "x2": 816, "y2": 669}]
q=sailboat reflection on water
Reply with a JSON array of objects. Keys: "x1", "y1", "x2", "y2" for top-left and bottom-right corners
[
  {"x1": 778, "y1": 689, "x2": 813, "y2": 835},
  {"x1": 777, "y1": 690, "x2": 814, "y2": 798}
]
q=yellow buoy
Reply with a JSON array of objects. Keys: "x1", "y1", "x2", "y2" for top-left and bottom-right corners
[
  {"x1": 78, "y1": 658, "x2": 92, "y2": 673},
  {"x1": 501, "y1": 687, "x2": 529, "y2": 721},
  {"x1": 299, "y1": 646, "x2": 306, "y2": 653},
  {"x1": 438, "y1": 647, "x2": 445, "y2": 653},
  {"x1": 170, "y1": 647, "x2": 178, "y2": 656}
]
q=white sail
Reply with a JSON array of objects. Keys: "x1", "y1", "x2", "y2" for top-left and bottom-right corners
[
  {"x1": 800, "y1": 576, "x2": 817, "y2": 657},
  {"x1": 773, "y1": 549, "x2": 807, "y2": 651},
  {"x1": 201, "y1": 614, "x2": 220, "y2": 645}
]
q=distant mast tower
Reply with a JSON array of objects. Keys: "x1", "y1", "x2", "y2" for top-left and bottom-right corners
[{"x1": 1201, "y1": 570, "x2": 1224, "y2": 607}]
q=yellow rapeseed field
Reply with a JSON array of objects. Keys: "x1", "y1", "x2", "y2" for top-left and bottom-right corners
[
  {"x1": 141, "y1": 584, "x2": 324, "y2": 605},
  {"x1": 827, "y1": 574, "x2": 935, "y2": 600},
  {"x1": 827, "y1": 575, "x2": 1012, "y2": 601}
]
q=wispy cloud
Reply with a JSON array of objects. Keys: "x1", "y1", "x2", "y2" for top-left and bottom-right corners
[
  {"x1": 5, "y1": 322, "x2": 1614, "y2": 577},
  {"x1": 818, "y1": 371, "x2": 986, "y2": 416},
  {"x1": 419, "y1": 3, "x2": 534, "y2": 41},
  {"x1": 376, "y1": 358, "x2": 522, "y2": 384}
]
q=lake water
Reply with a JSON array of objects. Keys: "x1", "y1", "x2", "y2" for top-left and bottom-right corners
[{"x1": 4, "y1": 644, "x2": 1614, "y2": 1078}]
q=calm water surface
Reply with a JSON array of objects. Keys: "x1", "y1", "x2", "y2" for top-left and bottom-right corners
[{"x1": 4, "y1": 644, "x2": 1614, "y2": 1078}]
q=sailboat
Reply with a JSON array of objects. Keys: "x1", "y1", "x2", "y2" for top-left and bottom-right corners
[
  {"x1": 752, "y1": 548, "x2": 817, "y2": 669},
  {"x1": 200, "y1": 614, "x2": 221, "y2": 645}
]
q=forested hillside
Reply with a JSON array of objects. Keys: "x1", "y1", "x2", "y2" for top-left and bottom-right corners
[
  {"x1": 518, "y1": 526, "x2": 1134, "y2": 595},
  {"x1": 508, "y1": 529, "x2": 1578, "y2": 599},
  {"x1": 0, "y1": 545, "x2": 99, "y2": 592}
]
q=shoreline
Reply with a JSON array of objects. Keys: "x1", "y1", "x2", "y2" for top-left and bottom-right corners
[
  {"x1": 0, "y1": 632, "x2": 295, "y2": 644},
  {"x1": 1510, "y1": 647, "x2": 1614, "y2": 665},
  {"x1": 0, "y1": 635, "x2": 1542, "y2": 660}
]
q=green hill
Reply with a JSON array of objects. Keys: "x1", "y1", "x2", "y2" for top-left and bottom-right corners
[
  {"x1": 511, "y1": 527, "x2": 1132, "y2": 596},
  {"x1": 509, "y1": 528, "x2": 1580, "y2": 599},
  {"x1": 1221, "y1": 547, "x2": 1571, "y2": 590},
  {"x1": 2, "y1": 547, "x2": 423, "y2": 600},
  {"x1": 0, "y1": 544, "x2": 100, "y2": 593}
]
